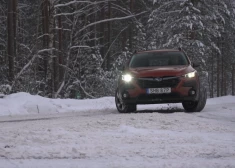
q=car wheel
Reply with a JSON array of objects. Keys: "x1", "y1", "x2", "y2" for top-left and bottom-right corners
[
  {"x1": 182, "y1": 86, "x2": 207, "y2": 112},
  {"x1": 115, "y1": 89, "x2": 136, "y2": 113}
]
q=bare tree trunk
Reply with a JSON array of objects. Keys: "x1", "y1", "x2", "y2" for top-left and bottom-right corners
[
  {"x1": 7, "y1": 0, "x2": 15, "y2": 83},
  {"x1": 89, "y1": 3, "x2": 96, "y2": 47},
  {"x1": 221, "y1": 36, "x2": 225, "y2": 96},
  {"x1": 217, "y1": 54, "x2": 220, "y2": 97},
  {"x1": 221, "y1": 57, "x2": 224, "y2": 96},
  {"x1": 211, "y1": 55, "x2": 214, "y2": 98},
  {"x1": 224, "y1": 70, "x2": 227, "y2": 95},
  {"x1": 100, "y1": 3, "x2": 105, "y2": 69},
  {"x1": 58, "y1": 15, "x2": 63, "y2": 83},
  {"x1": 129, "y1": 0, "x2": 134, "y2": 51},
  {"x1": 13, "y1": 0, "x2": 17, "y2": 59},
  {"x1": 41, "y1": 0, "x2": 51, "y2": 96},
  {"x1": 49, "y1": 2, "x2": 55, "y2": 97},
  {"x1": 41, "y1": 0, "x2": 49, "y2": 79},
  {"x1": 232, "y1": 64, "x2": 235, "y2": 96},
  {"x1": 106, "y1": 1, "x2": 111, "y2": 70}
]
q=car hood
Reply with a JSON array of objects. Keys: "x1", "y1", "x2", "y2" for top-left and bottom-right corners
[{"x1": 128, "y1": 65, "x2": 193, "y2": 77}]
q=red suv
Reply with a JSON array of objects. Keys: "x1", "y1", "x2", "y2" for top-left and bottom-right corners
[{"x1": 115, "y1": 49, "x2": 207, "y2": 113}]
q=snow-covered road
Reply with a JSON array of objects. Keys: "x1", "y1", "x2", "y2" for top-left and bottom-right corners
[{"x1": 0, "y1": 93, "x2": 235, "y2": 168}]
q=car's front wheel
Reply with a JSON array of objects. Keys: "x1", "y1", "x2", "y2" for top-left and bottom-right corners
[
  {"x1": 182, "y1": 86, "x2": 207, "y2": 112},
  {"x1": 115, "y1": 89, "x2": 136, "y2": 113}
]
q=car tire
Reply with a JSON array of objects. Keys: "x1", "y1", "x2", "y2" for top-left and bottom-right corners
[
  {"x1": 182, "y1": 86, "x2": 207, "y2": 112},
  {"x1": 115, "y1": 89, "x2": 137, "y2": 113}
]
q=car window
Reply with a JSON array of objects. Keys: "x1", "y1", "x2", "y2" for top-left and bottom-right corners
[{"x1": 129, "y1": 52, "x2": 189, "y2": 68}]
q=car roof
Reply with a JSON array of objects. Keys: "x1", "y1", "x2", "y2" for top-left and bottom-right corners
[{"x1": 137, "y1": 49, "x2": 180, "y2": 54}]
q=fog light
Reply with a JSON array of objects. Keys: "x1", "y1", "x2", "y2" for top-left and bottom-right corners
[
  {"x1": 189, "y1": 89, "x2": 196, "y2": 96},
  {"x1": 122, "y1": 92, "x2": 129, "y2": 99}
]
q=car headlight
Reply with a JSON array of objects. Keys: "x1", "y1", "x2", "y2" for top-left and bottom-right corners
[
  {"x1": 122, "y1": 74, "x2": 133, "y2": 82},
  {"x1": 183, "y1": 71, "x2": 196, "y2": 78}
]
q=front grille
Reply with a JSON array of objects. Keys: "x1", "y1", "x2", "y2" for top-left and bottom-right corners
[{"x1": 137, "y1": 77, "x2": 180, "y2": 88}]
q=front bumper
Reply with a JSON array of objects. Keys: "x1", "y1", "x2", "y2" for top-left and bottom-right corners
[
  {"x1": 118, "y1": 76, "x2": 199, "y2": 104},
  {"x1": 121, "y1": 93, "x2": 197, "y2": 104}
]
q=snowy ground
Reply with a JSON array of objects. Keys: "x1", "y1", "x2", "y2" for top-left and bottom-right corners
[{"x1": 0, "y1": 93, "x2": 235, "y2": 168}]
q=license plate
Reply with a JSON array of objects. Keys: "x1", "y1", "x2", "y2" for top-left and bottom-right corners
[{"x1": 147, "y1": 88, "x2": 171, "y2": 94}]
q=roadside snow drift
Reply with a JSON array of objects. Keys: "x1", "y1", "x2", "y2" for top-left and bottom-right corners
[
  {"x1": 0, "y1": 92, "x2": 115, "y2": 116},
  {"x1": 1, "y1": 92, "x2": 234, "y2": 117}
]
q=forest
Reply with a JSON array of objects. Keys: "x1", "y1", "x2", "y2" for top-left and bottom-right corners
[{"x1": 0, "y1": 0, "x2": 235, "y2": 98}]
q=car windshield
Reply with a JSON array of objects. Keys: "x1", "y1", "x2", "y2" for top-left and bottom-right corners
[{"x1": 129, "y1": 51, "x2": 189, "y2": 68}]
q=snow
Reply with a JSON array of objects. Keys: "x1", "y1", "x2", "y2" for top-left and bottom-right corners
[
  {"x1": 0, "y1": 93, "x2": 235, "y2": 168},
  {"x1": 0, "y1": 92, "x2": 115, "y2": 116}
]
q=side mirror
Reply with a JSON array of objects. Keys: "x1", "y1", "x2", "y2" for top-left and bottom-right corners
[{"x1": 192, "y1": 62, "x2": 200, "y2": 68}]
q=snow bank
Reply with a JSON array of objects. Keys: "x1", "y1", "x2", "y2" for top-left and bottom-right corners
[
  {"x1": 206, "y1": 95, "x2": 235, "y2": 105},
  {"x1": 0, "y1": 92, "x2": 234, "y2": 116},
  {"x1": 0, "y1": 92, "x2": 115, "y2": 116}
]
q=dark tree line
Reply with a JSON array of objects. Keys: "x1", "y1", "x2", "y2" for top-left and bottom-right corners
[{"x1": 0, "y1": 0, "x2": 235, "y2": 98}]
